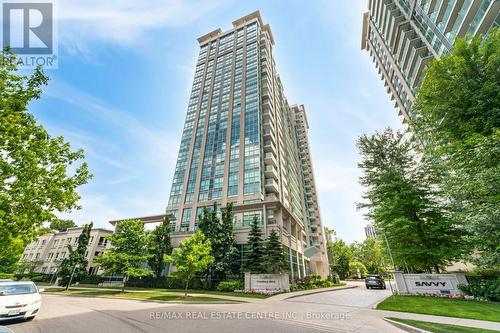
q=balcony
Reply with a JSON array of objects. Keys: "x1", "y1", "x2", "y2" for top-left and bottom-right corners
[
  {"x1": 263, "y1": 119, "x2": 274, "y2": 131},
  {"x1": 264, "y1": 178, "x2": 279, "y2": 193},
  {"x1": 262, "y1": 108, "x2": 272, "y2": 120},
  {"x1": 265, "y1": 193, "x2": 278, "y2": 201},
  {"x1": 264, "y1": 152, "x2": 277, "y2": 167},
  {"x1": 264, "y1": 165, "x2": 278, "y2": 180},
  {"x1": 263, "y1": 129, "x2": 276, "y2": 143},
  {"x1": 263, "y1": 140, "x2": 276, "y2": 153}
]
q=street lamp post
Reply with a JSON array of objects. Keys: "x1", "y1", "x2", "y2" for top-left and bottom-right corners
[{"x1": 66, "y1": 264, "x2": 80, "y2": 291}]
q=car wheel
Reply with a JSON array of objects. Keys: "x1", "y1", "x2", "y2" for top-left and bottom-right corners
[{"x1": 366, "y1": 286, "x2": 370, "y2": 289}]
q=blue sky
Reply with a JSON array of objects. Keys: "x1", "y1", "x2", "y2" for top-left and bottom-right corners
[{"x1": 30, "y1": 0, "x2": 402, "y2": 242}]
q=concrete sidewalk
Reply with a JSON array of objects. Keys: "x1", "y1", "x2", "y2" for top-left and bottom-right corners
[
  {"x1": 268, "y1": 284, "x2": 357, "y2": 301},
  {"x1": 366, "y1": 308, "x2": 500, "y2": 331}
]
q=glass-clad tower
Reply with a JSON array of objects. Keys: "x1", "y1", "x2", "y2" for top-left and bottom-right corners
[
  {"x1": 362, "y1": 0, "x2": 499, "y2": 121},
  {"x1": 160, "y1": 12, "x2": 329, "y2": 278}
]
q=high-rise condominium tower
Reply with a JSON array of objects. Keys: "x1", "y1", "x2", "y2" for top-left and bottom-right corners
[
  {"x1": 112, "y1": 11, "x2": 329, "y2": 278},
  {"x1": 362, "y1": 0, "x2": 499, "y2": 121}
]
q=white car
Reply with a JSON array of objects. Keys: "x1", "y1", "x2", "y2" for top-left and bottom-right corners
[{"x1": 0, "y1": 281, "x2": 43, "y2": 321}]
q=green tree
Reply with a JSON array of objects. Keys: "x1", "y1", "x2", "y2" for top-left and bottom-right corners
[
  {"x1": 58, "y1": 223, "x2": 92, "y2": 288},
  {"x1": 355, "y1": 238, "x2": 385, "y2": 274},
  {"x1": 0, "y1": 236, "x2": 24, "y2": 274},
  {"x1": 50, "y1": 220, "x2": 77, "y2": 232},
  {"x1": 327, "y1": 240, "x2": 352, "y2": 279},
  {"x1": 0, "y1": 49, "x2": 91, "y2": 263},
  {"x1": 412, "y1": 30, "x2": 500, "y2": 267},
  {"x1": 165, "y1": 231, "x2": 214, "y2": 297},
  {"x1": 349, "y1": 261, "x2": 367, "y2": 279},
  {"x1": 262, "y1": 229, "x2": 287, "y2": 274},
  {"x1": 357, "y1": 129, "x2": 465, "y2": 272},
  {"x1": 242, "y1": 216, "x2": 265, "y2": 273},
  {"x1": 197, "y1": 203, "x2": 239, "y2": 286},
  {"x1": 147, "y1": 215, "x2": 172, "y2": 278},
  {"x1": 94, "y1": 220, "x2": 151, "y2": 292}
]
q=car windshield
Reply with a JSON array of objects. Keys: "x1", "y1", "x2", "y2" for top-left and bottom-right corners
[
  {"x1": 367, "y1": 276, "x2": 380, "y2": 280},
  {"x1": 0, "y1": 284, "x2": 37, "y2": 296}
]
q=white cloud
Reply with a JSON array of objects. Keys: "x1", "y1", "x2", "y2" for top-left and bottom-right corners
[
  {"x1": 57, "y1": 0, "x2": 226, "y2": 55},
  {"x1": 58, "y1": 194, "x2": 122, "y2": 230},
  {"x1": 43, "y1": 80, "x2": 179, "y2": 226},
  {"x1": 44, "y1": 80, "x2": 179, "y2": 168}
]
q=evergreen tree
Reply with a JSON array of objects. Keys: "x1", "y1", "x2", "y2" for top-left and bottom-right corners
[
  {"x1": 262, "y1": 229, "x2": 287, "y2": 274},
  {"x1": 58, "y1": 223, "x2": 92, "y2": 287},
  {"x1": 147, "y1": 215, "x2": 172, "y2": 278},
  {"x1": 242, "y1": 216, "x2": 265, "y2": 273}
]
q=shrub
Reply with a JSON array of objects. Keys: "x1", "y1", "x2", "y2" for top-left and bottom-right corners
[
  {"x1": 0, "y1": 273, "x2": 14, "y2": 279},
  {"x1": 465, "y1": 268, "x2": 500, "y2": 283},
  {"x1": 14, "y1": 273, "x2": 51, "y2": 282},
  {"x1": 291, "y1": 275, "x2": 336, "y2": 290},
  {"x1": 216, "y1": 280, "x2": 242, "y2": 292},
  {"x1": 79, "y1": 274, "x2": 104, "y2": 285},
  {"x1": 459, "y1": 279, "x2": 500, "y2": 302}
]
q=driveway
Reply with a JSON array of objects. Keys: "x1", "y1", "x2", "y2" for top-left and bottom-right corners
[{"x1": 286, "y1": 281, "x2": 392, "y2": 308}]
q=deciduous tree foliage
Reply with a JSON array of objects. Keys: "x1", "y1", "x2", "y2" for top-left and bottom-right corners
[
  {"x1": 147, "y1": 215, "x2": 172, "y2": 278},
  {"x1": 50, "y1": 219, "x2": 77, "y2": 232},
  {"x1": 197, "y1": 203, "x2": 239, "y2": 286},
  {"x1": 357, "y1": 129, "x2": 465, "y2": 273},
  {"x1": 413, "y1": 30, "x2": 500, "y2": 267},
  {"x1": 0, "y1": 236, "x2": 24, "y2": 273},
  {"x1": 58, "y1": 223, "x2": 92, "y2": 288},
  {"x1": 350, "y1": 238, "x2": 385, "y2": 274},
  {"x1": 166, "y1": 231, "x2": 214, "y2": 297},
  {"x1": 0, "y1": 49, "x2": 91, "y2": 265},
  {"x1": 94, "y1": 220, "x2": 151, "y2": 292},
  {"x1": 327, "y1": 239, "x2": 352, "y2": 279}
]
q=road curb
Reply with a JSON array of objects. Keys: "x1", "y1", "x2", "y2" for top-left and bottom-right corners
[
  {"x1": 281, "y1": 285, "x2": 358, "y2": 300},
  {"x1": 384, "y1": 318, "x2": 431, "y2": 333},
  {"x1": 372, "y1": 294, "x2": 394, "y2": 309}
]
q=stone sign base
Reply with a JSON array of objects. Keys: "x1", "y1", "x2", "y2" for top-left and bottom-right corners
[
  {"x1": 244, "y1": 272, "x2": 289, "y2": 290},
  {"x1": 394, "y1": 272, "x2": 468, "y2": 295}
]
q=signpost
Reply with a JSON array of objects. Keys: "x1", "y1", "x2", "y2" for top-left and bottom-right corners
[{"x1": 244, "y1": 273, "x2": 289, "y2": 290}]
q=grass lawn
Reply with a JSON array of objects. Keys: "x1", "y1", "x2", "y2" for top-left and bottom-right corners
[
  {"x1": 73, "y1": 284, "x2": 270, "y2": 299},
  {"x1": 377, "y1": 295, "x2": 500, "y2": 322},
  {"x1": 44, "y1": 288, "x2": 244, "y2": 303},
  {"x1": 387, "y1": 317, "x2": 499, "y2": 333}
]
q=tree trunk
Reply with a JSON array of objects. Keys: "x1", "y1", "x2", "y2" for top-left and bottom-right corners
[
  {"x1": 122, "y1": 275, "x2": 128, "y2": 293},
  {"x1": 184, "y1": 279, "x2": 190, "y2": 297}
]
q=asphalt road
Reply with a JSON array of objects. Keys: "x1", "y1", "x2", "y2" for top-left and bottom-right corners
[
  {"x1": 3, "y1": 294, "x2": 347, "y2": 333},
  {"x1": 2, "y1": 282, "x2": 402, "y2": 333},
  {"x1": 287, "y1": 281, "x2": 392, "y2": 308}
]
